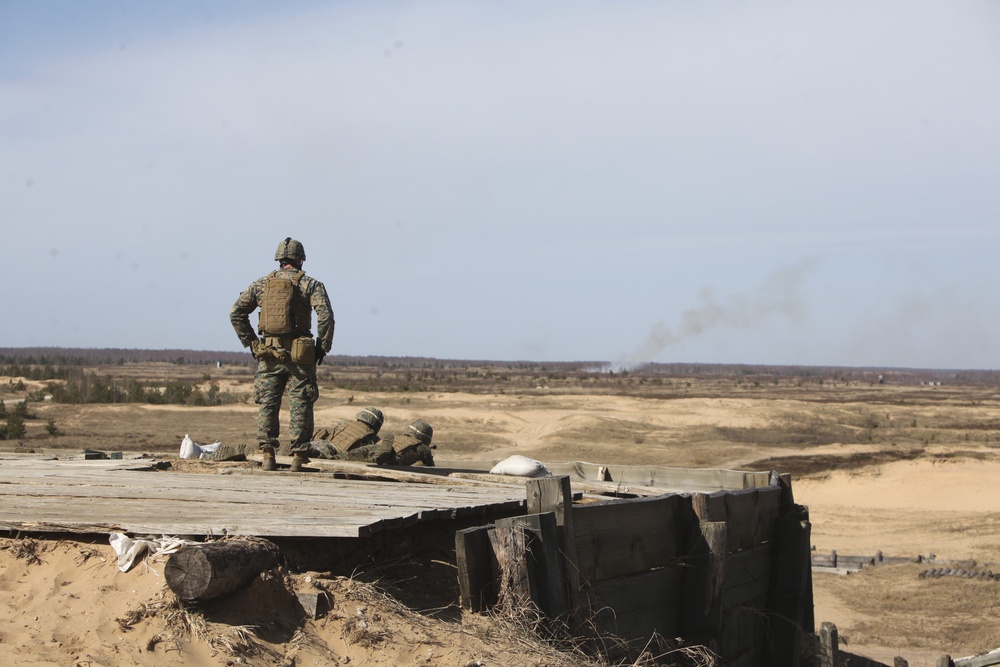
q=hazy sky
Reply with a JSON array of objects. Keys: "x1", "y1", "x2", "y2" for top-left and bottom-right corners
[{"x1": 3, "y1": 1, "x2": 998, "y2": 368}]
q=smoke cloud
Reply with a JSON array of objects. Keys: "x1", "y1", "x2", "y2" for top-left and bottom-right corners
[{"x1": 614, "y1": 260, "x2": 818, "y2": 371}]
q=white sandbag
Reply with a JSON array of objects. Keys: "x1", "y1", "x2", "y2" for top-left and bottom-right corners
[
  {"x1": 489, "y1": 454, "x2": 551, "y2": 478},
  {"x1": 200, "y1": 441, "x2": 221, "y2": 453},
  {"x1": 179, "y1": 434, "x2": 201, "y2": 459}
]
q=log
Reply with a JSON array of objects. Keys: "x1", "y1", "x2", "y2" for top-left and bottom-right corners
[{"x1": 165, "y1": 538, "x2": 282, "y2": 601}]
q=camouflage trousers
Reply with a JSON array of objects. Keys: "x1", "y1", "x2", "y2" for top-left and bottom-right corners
[
  {"x1": 254, "y1": 357, "x2": 318, "y2": 454},
  {"x1": 306, "y1": 440, "x2": 395, "y2": 465}
]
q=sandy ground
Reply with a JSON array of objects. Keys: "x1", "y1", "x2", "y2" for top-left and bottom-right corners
[{"x1": 3, "y1": 375, "x2": 1000, "y2": 665}]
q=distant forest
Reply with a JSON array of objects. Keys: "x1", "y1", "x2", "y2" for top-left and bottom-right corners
[{"x1": 0, "y1": 347, "x2": 997, "y2": 386}]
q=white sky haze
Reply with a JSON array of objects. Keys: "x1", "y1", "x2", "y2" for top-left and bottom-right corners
[{"x1": 2, "y1": 1, "x2": 998, "y2": 368}]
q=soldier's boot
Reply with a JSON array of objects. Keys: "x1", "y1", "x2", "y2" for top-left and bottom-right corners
[
  {"x1": 289, "y1": 453, "x2": 310, "y2": 473},
  {"x1": 261, "y1": 446, "x2": 277, "y2": 472}
]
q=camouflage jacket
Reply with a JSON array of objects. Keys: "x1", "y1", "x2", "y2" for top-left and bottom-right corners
[
  {"x1": 384, "y1": 434, "x2": 436, "y2": 467},
  {"x1": 230, "y1": 267, "x2": 334, "y2": 352}
]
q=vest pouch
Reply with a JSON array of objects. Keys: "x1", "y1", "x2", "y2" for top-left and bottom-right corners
[{"x1": 291, "y1": 336, "x2": 316, "y2": 365}]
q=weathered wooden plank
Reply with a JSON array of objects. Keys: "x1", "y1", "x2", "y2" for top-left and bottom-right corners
[
  {"x1": 680, "y1": 521, "x2": 727, "y2": 641},
  {"x1": 725, "y1": 643, "x2": 766, "y2": 667},
  {"x1": 719, "y1": 604, "x2": 766, "y2": 661},
  {"x1": 525, "y1": 476, "x2": 583, "y2": 627},
  {"x1": 955, "y1": 650, "x2": 1000, "y2": 667},
  {"x1": 589, "y1": 566, "x2": 683, "y2": 644},
  {"x1": 754, "y1": 485, "x2": 781, "y2": 544},
  {"x1": 496, "y1": 512, "x2": 568, "y2": 622},
  {"x1": 691, "y1": 490, "x2": 728, "y2": 522},
  {"x1": 456, "y1": 526, "x2": 496, "y2": 612},
  {"x1": 572, "y1": 494, "x2": 688, "y2": 583},
  {"x1": 488, "y1": 523, "x2": 533, "y2": 613},
  {"x1": 766, "y1": 505, "x2": 813, "y2": 667},
  {"x1": 0, "y1": 459, "x2": 527, "y2": 538},
  {"x1": 692, "y1": 487, "x2": 781, "y2": 552},
  {"x1": 722, "y1": 543, "x2": 772, "y2": 609},
  {"x1": 722, "y1": 488, "x2": 760, "y2": 552}
]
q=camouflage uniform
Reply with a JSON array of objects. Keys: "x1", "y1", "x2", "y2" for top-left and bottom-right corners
[
  {"x1": 308, "y1": 407, "x2": 383, "y2": 459},
  {"x1": 326, "y1": 419, "x2": 435, "y2": 466},
  {"x1": 386, "y1": 432, "x2": 436, "y2": 466},
  {"x1": 230, "y1": 264, "x2": 334, "y2": 454},
  {"x1": 315, "y1": 438, "x2": 396, "y2": 465}
]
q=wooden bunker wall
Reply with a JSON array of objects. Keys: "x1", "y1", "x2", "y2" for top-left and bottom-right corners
[{"x1": 457, "y1": 475, "x2": 813, "y2": 667}]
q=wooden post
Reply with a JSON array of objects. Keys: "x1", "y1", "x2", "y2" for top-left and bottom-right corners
[
  {"x1": 819, "y1": 621, "x2": 839, "y2": 667},
  {"x1": 766, "y1": 503, "x2": 812, "y2": 667},
  {"x1": 680, "y1": 520, "x2": 727, "y2": 644},
  {"x1": 488, "y1": 522, "x2": 534, "y2": 614},
  {"x1": 526, "y1": 476, "x2": 572, "y2": 525},
  {"x1": 165, "y1": 539, "x2": 281, "y2": 602},
  {"x1": 526, "y1": 476, "x2": 583, "y2": 627},
  {"x1": 496, "y1": 513, "x2": 568, "y2": 622},
  {"x1": 456, "y1": 526, "x2": 496, "y2": 612}
]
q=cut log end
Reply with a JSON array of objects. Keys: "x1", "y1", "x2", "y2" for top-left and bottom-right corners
[{"x1": 165, "y1": 539, "x2": 282, "y2": 602}]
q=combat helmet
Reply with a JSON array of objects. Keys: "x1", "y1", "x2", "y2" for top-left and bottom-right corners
[
  {"x1": 407, "y1": 419, "x2": 433, "y2": 445},
  {"x1": 275, "y1": 237, "x2": 306, "y2": 262},
  {"x1": 356, "y1": 407, "x2": 384, "y2": 432}
]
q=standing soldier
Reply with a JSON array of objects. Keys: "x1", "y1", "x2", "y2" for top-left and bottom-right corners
[{"x1": 230, "y1": 238, "x2": 334, "y2": 472}]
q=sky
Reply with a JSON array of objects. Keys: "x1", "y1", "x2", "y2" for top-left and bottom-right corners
[{"x1": 2, "y1": 1, "x2": 999, "y2": 369}]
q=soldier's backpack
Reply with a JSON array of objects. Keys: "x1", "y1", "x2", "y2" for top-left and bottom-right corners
[{"x1": 259, "y1": 270, "x2": 305, "y2": 335}]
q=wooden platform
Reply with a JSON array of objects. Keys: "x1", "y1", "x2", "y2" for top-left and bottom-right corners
[{"x1": 0, "y1": 458, "x2": 527, "y2": 538}]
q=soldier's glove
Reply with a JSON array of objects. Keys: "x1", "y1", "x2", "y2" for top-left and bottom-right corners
[
  {"x1": 250, "y1": 339, "x2": 260, "y2": 360},
  {"x1": 315, "y1": 338, "x2": 326, "y2": 365}
]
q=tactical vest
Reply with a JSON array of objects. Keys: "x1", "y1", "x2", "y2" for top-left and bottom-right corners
[
  {"x1": 391, "y1": 434, "x2": 435, "y2": 466},
  {"x1": 258, "y1": 271, "x2": 310, "y2": 336},
  {"x1": 313, "y1": 420, "x2": 379, "y2": 454}
]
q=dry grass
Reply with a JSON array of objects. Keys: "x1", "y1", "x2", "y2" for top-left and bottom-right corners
[{"x1": 818, "y1": 562, "x2": 1000, "y2": 652}]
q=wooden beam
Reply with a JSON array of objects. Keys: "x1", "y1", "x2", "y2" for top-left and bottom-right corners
[
  {"x1": 525, "y1": 476, "x2": 583, "y2": 628},
  {"x1": 572, "y1": 494, "x2": 688, "y2": 583},
  {"x1": 496, "y1": 512, "x2": 568, "y2": 622},
  {"x1": 767, "y1": 504, "x2": 813, "y2": 667},
  {"x1": 456, "y1": 526, "x2": 496, "y2": 612},
  {"x1": 589, "y1": 566, "x2": 683, "y2": 645},
  {"x1": 680, "y1": 520, "x2": 727, "y2": 643},
  {"x1": 722, "y1": 543, "x2": 772, "y2": 609},
  {"x1": 488, "y1": 523, "x2": 533, "y2": 614}
]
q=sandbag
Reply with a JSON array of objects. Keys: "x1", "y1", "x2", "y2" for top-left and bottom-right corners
[{"x1": 489, "y1": 454, "x2": 551, "y2": 478}]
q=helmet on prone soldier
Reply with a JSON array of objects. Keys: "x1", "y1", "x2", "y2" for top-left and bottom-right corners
[
  {"x1": 356, "y1": 407, "x2": 384, "y2": 432},
  {"x1": 408, "y1": 419, "x2": 433, "y2": 445}
]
